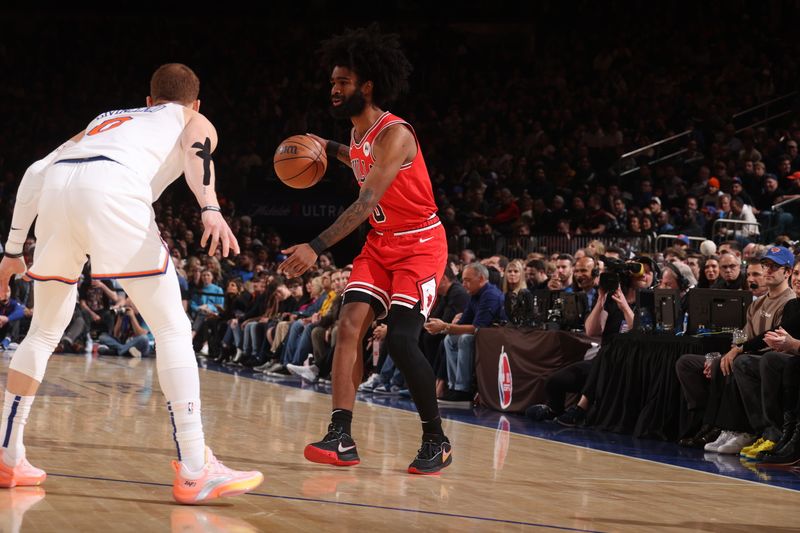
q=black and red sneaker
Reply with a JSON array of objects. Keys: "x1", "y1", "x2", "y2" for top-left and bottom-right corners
[
  {"x1": 408, "y1": 436, "x2": 452, "y2": 475},
  {"x1": 304, "y1": 424, "x2": 360, "y2": 466}
]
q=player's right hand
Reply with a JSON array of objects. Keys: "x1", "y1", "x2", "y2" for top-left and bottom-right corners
[
  {"x1": 0, "y1": 256, "x2": 26, "y2": 301},
  {"x1": 201, "y1": 210, "x2": 240, "y2": 257}
]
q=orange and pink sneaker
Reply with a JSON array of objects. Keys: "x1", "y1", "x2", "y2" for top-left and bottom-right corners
[
  {"x1": 172, "y1": 447, "x2": 263, "y2": 504},
  {"x1": 0, "y1": 453, "x2": 46, "y2": 488}
]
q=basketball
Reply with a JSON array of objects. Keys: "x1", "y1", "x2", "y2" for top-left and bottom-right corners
[{"x1": 273, "y1": 135, "x2": 327, "y2": 189}]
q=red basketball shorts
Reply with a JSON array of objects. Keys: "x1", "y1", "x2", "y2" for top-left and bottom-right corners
[{"x1": 344, "y1": 220, "x2": 446, "y2": 319}]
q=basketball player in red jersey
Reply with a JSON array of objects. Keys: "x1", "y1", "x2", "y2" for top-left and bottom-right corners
[{"x1": 279, "y1": 25, "x2": 451, "y2": 474}]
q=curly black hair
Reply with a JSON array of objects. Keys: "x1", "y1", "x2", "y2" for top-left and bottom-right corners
[{"x1": 318, "y1": 23, "x2": 413, "y2": 108}]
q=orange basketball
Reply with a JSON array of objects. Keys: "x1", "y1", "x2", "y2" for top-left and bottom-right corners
[{"x1": 273, "y1": 135, "x2": 327, "y2": 189}]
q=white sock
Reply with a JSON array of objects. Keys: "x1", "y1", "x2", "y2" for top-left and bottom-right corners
[
  {"x1": 0, "y1": 392, "x2": 35, "y2": 466},
  {"x1": 168, "y1": 399, "x2": 206, "y2": 475}
]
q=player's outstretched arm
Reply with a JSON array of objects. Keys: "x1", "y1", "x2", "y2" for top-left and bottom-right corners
[
  {"x1": 0, "y1": 131, "x2": 84, "y2": 298},
  {"x1": 4, "y1": 131, "x2": 84, "y2": 257},
  {"x1": 278, "y1": 125, "x2": 415, "y2": 278},
  {"x1": 181, "y1": 112, "x2": 239, "y2": 258}
]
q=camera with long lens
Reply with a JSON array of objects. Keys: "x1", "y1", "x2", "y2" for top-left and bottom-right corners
[{"x1": 599, "y1": 257, "x2": 644, "y2": 293}]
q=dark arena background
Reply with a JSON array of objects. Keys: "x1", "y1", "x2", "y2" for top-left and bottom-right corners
[{"x1": 0, "y1": 2, "x2": 799, "y2": 531}]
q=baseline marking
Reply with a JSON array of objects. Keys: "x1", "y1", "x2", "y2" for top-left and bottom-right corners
[{"x1": 47, "y1": 472, "x2": 605, "y2": 532}]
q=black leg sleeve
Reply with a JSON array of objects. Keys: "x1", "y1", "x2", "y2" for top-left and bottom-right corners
[{"x1": 386, "y1": 304, "x2": 440, "y2": 423}]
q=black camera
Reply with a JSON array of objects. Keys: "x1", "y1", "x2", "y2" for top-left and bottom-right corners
[{"x1": 599, "y1": 258, "x2": 644, "y2": 293}]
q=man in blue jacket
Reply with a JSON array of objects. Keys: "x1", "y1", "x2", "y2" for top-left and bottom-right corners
[{"x1": 428, "y1": 262, "x2": 506, "y2": 405}]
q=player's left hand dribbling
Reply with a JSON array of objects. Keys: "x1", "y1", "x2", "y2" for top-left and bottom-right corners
[{"x1": 278, "y1": 244, "x2": 317, "y2": 278}]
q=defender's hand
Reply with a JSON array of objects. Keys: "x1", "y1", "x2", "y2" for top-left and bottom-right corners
[{"x1": 201, "y1": 210, "x2": 240, "y2": 257}]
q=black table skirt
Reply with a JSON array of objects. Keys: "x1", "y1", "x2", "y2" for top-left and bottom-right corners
[{"x1": 589, "y1": 332, "x2": 732, "y2": 440}]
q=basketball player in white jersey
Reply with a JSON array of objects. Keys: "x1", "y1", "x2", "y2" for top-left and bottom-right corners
[{"x1": 0, "y1": 64, "x2": 263, "y2": 504}]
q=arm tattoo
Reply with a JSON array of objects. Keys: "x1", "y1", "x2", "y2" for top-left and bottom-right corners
[
  {"x1": 337, "y1": 144, "x2": 350, "y2": 165},
  {"x1": 315, "y1": 188, "x2": 376, "y2": 249},
  {"x1": 192, "y1": 137, "x2": 213, "y2": 186},
  {"x1": 325, "y1": 141, "x2": 350, "y2": 166}
]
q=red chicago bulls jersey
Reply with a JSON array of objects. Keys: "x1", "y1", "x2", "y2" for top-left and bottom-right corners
[{"x1": 349, "y1": 111, "x2": 438, "y2": 231}]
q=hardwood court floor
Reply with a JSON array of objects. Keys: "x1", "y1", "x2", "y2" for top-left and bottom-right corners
[{"x1": 0, "y1": 353, "x2": 797, "y2": 532}]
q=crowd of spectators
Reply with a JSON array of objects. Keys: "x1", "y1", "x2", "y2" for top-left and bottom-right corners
[{"x1": 4, "y1": 8, "x2": 800, "y2": 260}]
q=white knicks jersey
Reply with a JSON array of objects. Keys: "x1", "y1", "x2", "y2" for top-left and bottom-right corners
[{"x1": 58, "y1": 102, "x2": 186, "y2": 200}]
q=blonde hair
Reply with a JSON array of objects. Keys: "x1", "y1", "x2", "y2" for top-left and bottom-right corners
[
  {"x1": 309, "y1": 276, "x2": 323, "y2": 297},
  {"x1": 204, "y1": 256, "x2": 222, "y2": 282},
  {"x1": 186, "y1": 256, "x2": 202, "y2": 271},
  {"x1": 502, "y1": 259, "x2": 528, "y2": 294},
  {"x1": 588, "y1": 239, "x2": 606, "y2": 257}
]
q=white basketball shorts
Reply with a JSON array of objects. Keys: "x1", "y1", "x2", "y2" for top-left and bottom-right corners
[{"x1": 28, "y1": 159, "x2": 169, "y2": 283}]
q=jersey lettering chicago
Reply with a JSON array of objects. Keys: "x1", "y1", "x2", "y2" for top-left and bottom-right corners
[
  {"x1": 349, "y1": 112, "x2": 437, "y2": 231},
  {"x1": 57, "y1": 103, "x2": 186, "y2": 200}
]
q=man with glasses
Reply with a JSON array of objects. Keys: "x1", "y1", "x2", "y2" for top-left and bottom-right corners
[
  {"x1": 677, "y1": 247, "x2": 795, "y2": 450},
  {"x1": 729, "y1": 248, "x2": 799, "y2": 460},
  {"x1": 700, "y1": 247, "x2": 796, "y2": 456},
  {"x1": 712, "y1": 252, "x2": 746, "y2": 290}
]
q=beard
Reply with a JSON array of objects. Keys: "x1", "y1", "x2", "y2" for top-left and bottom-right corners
[{"x1": 330, "y1": 87, "x2": 367, "y2": 119}]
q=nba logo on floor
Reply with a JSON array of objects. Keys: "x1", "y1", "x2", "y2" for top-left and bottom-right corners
[{"x1": 497, "y1": 346, "x2": 512, "y2": 410}]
